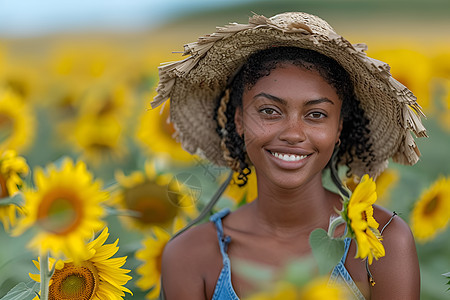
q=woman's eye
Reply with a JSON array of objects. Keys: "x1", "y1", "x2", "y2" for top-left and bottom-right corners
[
  {"x1": 309, "y1": 112, "x2": 326, "y2": 119},
  {"x1": 260, "y1": 108, "x2": 278, "y2": 115}
]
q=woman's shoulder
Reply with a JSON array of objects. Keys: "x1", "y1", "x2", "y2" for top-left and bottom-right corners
[
  {"x1": 370, "y1": 205, "x2": 420, "y2": 299},
  {"x1": 372, "y1": 204, "x2": 416, "y2": 250},
  {"x1": 373, "y1": 205, "x2": 412, "y2": 238},
  {"x1": 162, "y1": 220, "x2": 220, "y2": 267},
  {"x1": 160, "y1": 218, "x2": 224, "y2": 298}
]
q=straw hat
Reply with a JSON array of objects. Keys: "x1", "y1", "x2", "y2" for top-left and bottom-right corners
[{"x1": 151, "y1": 12, "x2": 427, "y2": 177}]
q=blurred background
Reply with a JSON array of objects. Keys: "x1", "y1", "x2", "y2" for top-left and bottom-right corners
[{"x1": 1, "y1": 0, "x2": 449, "y2": 299}]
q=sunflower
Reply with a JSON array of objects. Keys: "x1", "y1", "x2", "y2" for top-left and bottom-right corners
[
  {"x1": 298, "y1": 277, "x2": 348, "y2": 300},
  {"x1": 0, "y1": 56, "x2": 44, "y2": 101},
  {"x1": 437, "y1": 78, "x2": 450, "y2": 132},
  {"x1": 42, "y1": 78, "x2": 88, "y2": 118},
  {"x1": 245, "y1": 277, "x2": 347, "y2": 300},
  {"x1": 30, "y1": 227, "x2": 132, "y2": 300},
  {"x1": 0, "y1": 87, "x2": 36, "y2": 153},
  {"x1": 224, "y1": 166, "x2": 258, "y2": 205},
  {"x1": 0, "y1": 150, "x2": 29, "y2": 230},
  {"x1": 374, "y1": 169, "x2": 399, "y2": 205},
  {"x1": 135, "y1": 94, "x2": 195, "y2": 163},
  {"x1": 70, "y1": 113, "x2": 126, "y2": 165},
  {"x1": 344, "y1": 169, "x2": 399, "y2": 206},
  {"x1": 13, "y1": 158, "x2": 107, "y2": 262},
  {"x1": 135, "y1": 217, "x2": 185, "y2": 299},
  {"x1": 342, "y1": 174, "x2": 385, "y2": 265},
  {"x1": 410, "y1": 177, "x2": 450, "y2": 242},
  {"x1": 77, "y1": 81, "x2": 134, "y2": 121},
  {"x1": 112, "y1": 160, "x2": 197, "y2": 232},
  {"x1": 430, "y1": 44, "x2": 450, "y2": 81},
  {"x1": 50, "y1": 43, "x2": 125, "y2": 81}
]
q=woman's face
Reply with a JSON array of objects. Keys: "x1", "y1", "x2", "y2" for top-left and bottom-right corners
[{"x1": 235, "y1": 63, "x2": 343, "y2": 190}]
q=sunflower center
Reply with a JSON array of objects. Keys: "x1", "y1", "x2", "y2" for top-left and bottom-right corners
[
  {"x1": 0, "y1": 174, "x2": 9, "y2": 198},
  {"x1": 49, "y1": 261, "x2": 99, "y2": 300},
  {"x1": 90, "y1": 142, "x2": 113, "y2": 152},
  {"x1": 361, "y1": 210, "x2": 367, "y2": 222},
  {"x1": 0, "y1": 112, "x2": 14, "y2": 144},
  {"x1": 5, "y1": 79, "x2": 28, "y2": 98},
  {"x1": 98, "y1": 97, "x2": 115, "y2": 115},
  {"x1": 124, "y1": 181, "x2": 178, "y2": 226},
  {"x1": 37, "y1": 189, "x2": 83, "y2": 235},
  {"x1": 424, "y1": 196, "x2": 439, "y2": 215}
]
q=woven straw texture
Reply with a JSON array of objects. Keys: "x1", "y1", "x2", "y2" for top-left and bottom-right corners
[{"x1": 151, "y1": 12, "x2": 427, "y2": 177}]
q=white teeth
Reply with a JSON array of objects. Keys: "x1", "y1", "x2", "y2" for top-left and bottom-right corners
[{"x1": 271, "y1": 151, "x2": 307, "y2": 162}]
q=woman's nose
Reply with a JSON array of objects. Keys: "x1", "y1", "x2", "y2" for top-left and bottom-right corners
[{"x1": 278, "y1": 116, "x2": 306, "y2": 144}]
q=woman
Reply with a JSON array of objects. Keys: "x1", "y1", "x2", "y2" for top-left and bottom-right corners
[{"x1": 151, "y1": 12, "x2": 426, "y2": 299}]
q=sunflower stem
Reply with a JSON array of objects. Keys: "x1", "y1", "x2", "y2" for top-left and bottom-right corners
[
  {"x1": 39, "y1": 250, "x2": 51, "y2": 300},
  {"x1": 327, "y1": 215, "x2": 345, "y2": 238}
]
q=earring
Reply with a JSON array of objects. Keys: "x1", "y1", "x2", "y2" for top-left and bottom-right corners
[{"x1": 335, "y1": 138, "x2": 341, "y2": 148}]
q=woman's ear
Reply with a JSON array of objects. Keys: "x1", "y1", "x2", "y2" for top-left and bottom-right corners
[{"x1": 235, "y1": 106, "x2": 244, "y2": 136}]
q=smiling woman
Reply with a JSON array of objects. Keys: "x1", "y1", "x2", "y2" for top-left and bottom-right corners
[{"x1": 151, "y1": 12, "x2": 426, "y2": 300}]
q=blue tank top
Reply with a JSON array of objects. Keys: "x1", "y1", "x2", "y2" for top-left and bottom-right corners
[{"x1": 210, "y1": 208, "x2": 366, "y2": 300}]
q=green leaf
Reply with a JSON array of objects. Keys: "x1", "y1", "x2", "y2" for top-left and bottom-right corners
[
  {"x1": 282, "y1": 257, "x2": 317, "y2": 287},
  {"x1": 0, "y1": 281, "x2": 40, "y2": 300},
  {"x1": 0, "y1": 193, "x2": 24, "y2": 207},
  {"x1": 232, "y1": 257, "x2": 274, "y2": 285},
  {"x1": 309, "y1": 228, "x2": 345, "y2": 275},
  {"x1": 443, "y1": 272, "x2": 450, "y2": 290}
]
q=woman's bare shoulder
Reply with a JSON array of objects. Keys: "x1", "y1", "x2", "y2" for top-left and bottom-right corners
[
  {"x1": 372, "y1": 205, "x2": 417, "y2": 257},
  {"x1": 370, "y1": 205, "x2": 420, "y2": 299},
  {"x1": 160, "y1": 220, "x2": 222, "y2": 299},
  {"x1": 162, "y1": 220, "x2": 219, "y2": 269}
]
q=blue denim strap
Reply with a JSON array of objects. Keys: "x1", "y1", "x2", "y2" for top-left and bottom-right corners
[
  {"x1": 329, "y1": 238, "x2": 366, "y2": 300},
  {"x1": 210, "y1": 208, "x2": 232, "y2": 263},
  {"x1": 210, "y1": 208, "x2": 240, "y2": 300}
]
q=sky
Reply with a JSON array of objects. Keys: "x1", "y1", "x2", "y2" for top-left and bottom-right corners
[{"x1": 0, "y1": 0, "x2": 257, "y2": 37}]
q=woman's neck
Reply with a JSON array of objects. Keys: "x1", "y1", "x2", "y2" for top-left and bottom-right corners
[{"x1": 250, "y1": 174, "x2": 338, "y2": 239}]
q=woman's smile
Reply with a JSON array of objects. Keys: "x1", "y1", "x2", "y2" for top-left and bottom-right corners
[{"x1": 268, "y1": 150, "x2": 308, "y2": 162}]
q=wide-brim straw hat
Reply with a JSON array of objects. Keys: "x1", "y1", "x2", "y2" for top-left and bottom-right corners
[{"x1": 151, "y1": 12, "x2": 427, "y2": 178}]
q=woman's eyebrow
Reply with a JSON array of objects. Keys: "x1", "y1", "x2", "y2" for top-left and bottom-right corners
[
  {"x1": 254, "y1": 92, "x2": 287, "y2": 105},
  {"x1": 254, "y1": 93, "x2": 335, "y2": 106},
  {"x1": 304, "y1": 98, "x2": 335, "y2": 106}
]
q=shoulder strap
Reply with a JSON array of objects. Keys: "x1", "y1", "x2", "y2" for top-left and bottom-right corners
[
  {"x1": 341, "y1": 237, "x2": 352, "y2": 264},
  {"x1": 366, "y1": 212, "x2": 397, "y2": 286},
  {"x1": 210, "y1": 208, "x2": 232, "y2": 262}
]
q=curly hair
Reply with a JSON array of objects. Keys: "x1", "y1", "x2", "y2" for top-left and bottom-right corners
[{"x1": 213, "y1": 46, "x2": 375, "y2": 187}]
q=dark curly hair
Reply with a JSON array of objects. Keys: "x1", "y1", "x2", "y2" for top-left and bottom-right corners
[{"x1": 213, "y1": 46, "x2": 375, "y2": 189}]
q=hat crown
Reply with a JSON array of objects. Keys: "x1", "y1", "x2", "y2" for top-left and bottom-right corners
[{"x1": 268, "y1": 12, "x2": 336, "y2": 35}]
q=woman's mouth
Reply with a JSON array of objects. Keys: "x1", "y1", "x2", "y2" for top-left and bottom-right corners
[{"x1": 269, "y1": 150, "x2": 308, "y2": 162}]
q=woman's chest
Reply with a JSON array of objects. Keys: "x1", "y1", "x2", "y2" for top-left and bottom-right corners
[{"x1": 204, "y1": 233, "x2": 371, "y2": 299}]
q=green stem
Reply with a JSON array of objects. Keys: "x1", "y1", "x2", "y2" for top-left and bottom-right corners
[
  {"x1": 39, "y1": 251, "x2": 51, "y2": 300},
  {"x1": 327, "y1": 216, "x2": 345, "y2": 238}
]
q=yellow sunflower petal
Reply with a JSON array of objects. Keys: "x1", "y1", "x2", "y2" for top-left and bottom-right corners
[
  {"x1": 146, "y1": 280, "x2": 161, "y2": 299},
  {"x1": 14, "y1": 158, "x2": 107, "y2": 261},
  {"x1": 0, "y1": 88, "x2": 36, "y2": 152},
  {"x1": 411, "y1": 177, "x2": 450, "y2": 242},
  {"x1": 30, "y1": 226, "x2": 132, "y2": 299}
]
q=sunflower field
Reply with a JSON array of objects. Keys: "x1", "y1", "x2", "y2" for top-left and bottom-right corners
[{"x1": 0, "y1": 1, "x2": 449, "y2": 299}]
